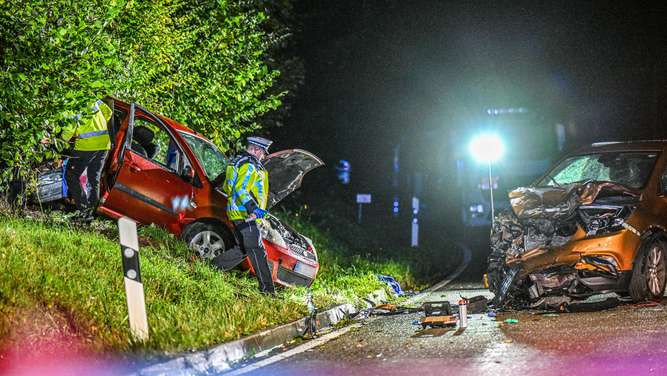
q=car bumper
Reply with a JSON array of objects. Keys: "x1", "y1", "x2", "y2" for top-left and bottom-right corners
[{"x1": 514, "y1": 228, "x2": 642, "y2": 276}]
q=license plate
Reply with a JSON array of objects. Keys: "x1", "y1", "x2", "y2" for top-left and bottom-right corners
[{"x1": 294, "y1": 262, "x2": 316, "y2": 278}]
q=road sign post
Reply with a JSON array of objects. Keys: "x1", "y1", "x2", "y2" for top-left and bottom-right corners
[
  {"x1": 356, "y1": 193, "x2": 372, "y2": 224},
  {"x1": 118, "y1": 217, "x2": 149, "y2": 341}
]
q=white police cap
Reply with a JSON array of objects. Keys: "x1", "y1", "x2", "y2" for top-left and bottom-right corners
[{"x1": 247, "y1": 136, "x2": 273, "y2": 152}]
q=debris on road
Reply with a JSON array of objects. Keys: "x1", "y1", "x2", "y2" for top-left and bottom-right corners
[
  {"x1": 466, "y1": 295, "x2": 488, "y2": 314},
  {"x1": 504, "y1": 318, "x2": 519, "y2": 324},
  {"x1": 458, "y1": 298, "x2": 468, "y2": 328},
  {"x1": 420, "y1": 301, "x2": 457, "y2": 329},
  {"x1": 378, "y1": 275, "x2": 404, "y2": 296}
]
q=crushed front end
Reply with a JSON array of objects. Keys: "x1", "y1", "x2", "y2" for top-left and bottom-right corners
[{"x1": 488, "y1": 181, "x2": 641, "y2": 309}]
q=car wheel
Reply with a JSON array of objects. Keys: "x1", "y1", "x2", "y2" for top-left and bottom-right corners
[
  {"x1": 182, "y1": 222, "x2": 233, "y2": 260},
  {"x1": 629, "y1": 236, "x2": 667, "y2": 302}
]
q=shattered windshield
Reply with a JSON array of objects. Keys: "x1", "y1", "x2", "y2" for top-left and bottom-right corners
[
  {"x1": 538, "y1": 152, "x2": 658, "y2": 189},
  {"x1": 179, "y1": 132, "x2": 227, "y2": 180}
]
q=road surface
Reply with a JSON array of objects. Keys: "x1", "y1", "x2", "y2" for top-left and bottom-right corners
[{"x1": 236, "y1": 237, "x2": 667, "y2": 376}]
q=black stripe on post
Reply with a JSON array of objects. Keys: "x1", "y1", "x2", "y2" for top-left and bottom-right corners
[{"x1": 121, "y1": 245, "x2": 142, "y2": 283}]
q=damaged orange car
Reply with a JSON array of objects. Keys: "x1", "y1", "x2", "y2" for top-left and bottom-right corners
[{"x1": 488, "y1": 141, "x2": 667, "y2": 308}]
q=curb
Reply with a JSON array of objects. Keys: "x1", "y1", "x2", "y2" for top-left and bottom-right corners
[{"x1": 136, "y1": 302, "x2": 362, "y2": 375}]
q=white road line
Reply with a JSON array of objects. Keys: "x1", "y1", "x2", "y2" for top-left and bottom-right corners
[{"x1": 224, "y1": 323, "x2": 363, "y2": 375}]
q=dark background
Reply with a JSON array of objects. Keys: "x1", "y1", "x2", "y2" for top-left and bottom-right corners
[{"x1": 270, "y1": 0, "x2": 667, "y2": 233}]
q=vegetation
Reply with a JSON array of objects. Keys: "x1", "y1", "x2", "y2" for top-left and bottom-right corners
[
  {"x1": 0, "y1": 0, "x2": 291, "y2": 183},
  {"x1": 0, "y1": 208, "x2": 456, "y2": 353}
]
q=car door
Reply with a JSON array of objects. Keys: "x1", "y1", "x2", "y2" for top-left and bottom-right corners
[{"x1": 100, "y1": 104, "x2": 195, "y2": 229}]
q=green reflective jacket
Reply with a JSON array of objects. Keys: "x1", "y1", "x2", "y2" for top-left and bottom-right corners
[
  {"x1": 61, "y1": 100, "x2": 112, "y2": 151},
  {"x1": 222, "y1": 152, "x2": 269, "y2": 221}
]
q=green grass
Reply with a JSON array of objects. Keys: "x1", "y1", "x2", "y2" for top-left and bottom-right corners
[{"x1": 0, "y1": 207, "x2": 457, "y2": 354}]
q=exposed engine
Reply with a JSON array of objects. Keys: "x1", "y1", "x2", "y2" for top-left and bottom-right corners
[
  {"x1": 488, "y1": 181, "x2": 639, "y2": 308},
  {"x1": 261, "y1": 215, "x2": 317, "y2": 262}
]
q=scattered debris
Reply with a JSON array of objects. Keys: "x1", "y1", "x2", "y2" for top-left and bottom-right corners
[
  {"x1": 466, "y1": 295, "x2": 488, "y2": 314},
  {"x1": 421, "y1": 315, "x2": 457, "y2": 329},
  {"x1": 420, "y1": 301, "x2": 457, "y2": 329},
  {"x1": 458, "y1": 298, "x2": 468, "y2": 328},
  {"x1": 487, "y1": 311, "x2": 497, "y2": 318},
  {"x1": 504, "y1": 318, "x2": 519, "y2": 324},
  {"x1": 378, "y1": 275, "x2": 404, "y2": 296}
]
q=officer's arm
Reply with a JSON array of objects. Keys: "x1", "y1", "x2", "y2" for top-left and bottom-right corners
[
  {"x1": 234, "y1": 163, "x2": 258, "y2": 212},
  {"x1": 60, "y1": 122, "x2": 77, "y2": 142},
  {"x1": 99, "y1": 101, "x2": 112, "y2": 122}
]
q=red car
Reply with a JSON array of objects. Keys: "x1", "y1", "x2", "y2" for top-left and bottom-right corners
[{"x1": 38, "y1": 98, "x2": 324, "y2": 287}]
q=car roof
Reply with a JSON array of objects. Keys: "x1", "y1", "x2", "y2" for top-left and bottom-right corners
[
  {"x1": 574, "y1": 140, "x2": 667, "y2": 154},
  {"x1": 108, "y1": 96, "x2": 205, "y2": 138}
]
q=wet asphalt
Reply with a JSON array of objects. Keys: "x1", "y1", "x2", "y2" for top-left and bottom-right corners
[{"x1": 240, "y1": 240, "x2": 667, "y2": 376}]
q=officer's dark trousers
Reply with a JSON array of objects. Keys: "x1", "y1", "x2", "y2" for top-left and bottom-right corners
[
  {"x1": 215, "y1": 220, "x2": 275, "y2": 294},
  {"x1": 66, "y1": 150, "x2": 108, "y2": 212}
]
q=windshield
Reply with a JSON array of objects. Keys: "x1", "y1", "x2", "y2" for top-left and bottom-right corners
[
  {"x1": 537, "y1": 152, "x2": 658, "y2": 189},
  {"x1": 179, "y1": 132, "x2": 227, "y2": 180}
]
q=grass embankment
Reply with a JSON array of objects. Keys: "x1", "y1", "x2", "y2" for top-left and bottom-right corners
[{"x1": 0, "y1": 209, "x2": 457, "y2": 354}]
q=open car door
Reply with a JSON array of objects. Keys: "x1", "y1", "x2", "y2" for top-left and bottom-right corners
[
  {"x1": 98, "y1": 104, "x2": 196, "y2": 230},
  {"x1": 264, "y1": 149, "x2": 324, "y2": 209}
]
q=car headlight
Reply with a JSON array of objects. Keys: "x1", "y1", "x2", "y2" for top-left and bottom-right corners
[
  {"x1": 258, "y1": 220, "x2": 288, "y2": 249},
  {"x1": 578, "y1": 204, "x2": 635, "y2": 236}
]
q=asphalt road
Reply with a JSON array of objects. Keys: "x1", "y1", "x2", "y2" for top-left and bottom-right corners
[{"x1": 239, "y1": 237, "x2": 667, "y2": 376}]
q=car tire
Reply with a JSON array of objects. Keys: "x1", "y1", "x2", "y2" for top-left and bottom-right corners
[
  {"x1": 182, "y1": 221, "x2": 234, "y2": 261},
  {"x1": 629, "y1": 236, "x2": 667, "y2": 302}
]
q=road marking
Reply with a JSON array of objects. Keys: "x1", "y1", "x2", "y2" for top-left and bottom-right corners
[{"x1": 224, "y1": 323, "x2": 362, "y2": 375}]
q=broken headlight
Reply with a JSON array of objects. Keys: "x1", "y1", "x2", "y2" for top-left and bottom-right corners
[{"x1": 578, "y1": 204, "x2": 635, "y2": 236}]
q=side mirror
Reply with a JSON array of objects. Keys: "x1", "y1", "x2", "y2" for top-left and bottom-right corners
[{"x1": 182, "y1": 165, "x2": 196, "y2": 182}]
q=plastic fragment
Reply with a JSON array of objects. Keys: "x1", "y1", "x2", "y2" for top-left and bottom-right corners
[{"x1": 504, "y1": 318, "x2": 519, "y2": 324}]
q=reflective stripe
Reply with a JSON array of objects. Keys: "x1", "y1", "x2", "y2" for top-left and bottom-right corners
[{"x1": 78, "y1": 130, "x2": 109, "y2": 139}]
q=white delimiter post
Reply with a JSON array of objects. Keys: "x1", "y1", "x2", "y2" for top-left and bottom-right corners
[{"x1": 118, "y1": 217, "x2": 149, "y2": 341}]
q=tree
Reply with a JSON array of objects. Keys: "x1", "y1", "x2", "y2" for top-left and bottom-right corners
[{"x1": 0, "y1": 0, "x2": 292, "y2": 184}]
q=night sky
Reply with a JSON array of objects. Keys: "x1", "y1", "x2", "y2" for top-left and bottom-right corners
[{"x1": 270, "y1": 1, "x2": 667, "y2": 215}]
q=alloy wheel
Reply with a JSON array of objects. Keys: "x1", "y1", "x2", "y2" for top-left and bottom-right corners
[
  {"x1": 646, "y1": 245, "x2": 665, "y2": 296},
  {"x1": 189, "y1": 230, "x2": 225, "y2": 260}
]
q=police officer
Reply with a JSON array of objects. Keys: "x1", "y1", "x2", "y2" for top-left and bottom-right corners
[
  {"x1": 61, "y1": 99, "x2": 112, "y2": 222},
  {"x1": 219, "y1": 136, "x2": 275, "y2": 294}
]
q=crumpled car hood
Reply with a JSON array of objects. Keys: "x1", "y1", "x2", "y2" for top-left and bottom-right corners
[
  {"x1": 264, "y1": 149, "x2": 324, "y2": 209},
  {"x1": 509, "y1": 181, "x2": 639, "y2": 220}
]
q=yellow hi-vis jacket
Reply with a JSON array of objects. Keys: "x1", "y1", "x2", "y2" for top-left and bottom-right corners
[
  {"x1": 222, "y1": 152, "x2": 269, "y2": 221},
  {"x1": 61, "y1": 99, "x2": 112, "y2": 151}
]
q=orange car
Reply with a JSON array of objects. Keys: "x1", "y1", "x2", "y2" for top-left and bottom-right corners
[{"x1": 488, "y1": 141, "x2": 667, "y2": 308}]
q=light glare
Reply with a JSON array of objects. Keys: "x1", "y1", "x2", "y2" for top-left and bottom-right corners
[{"x1": 469, "y1": 133, "x2": 504, "y2": 163}]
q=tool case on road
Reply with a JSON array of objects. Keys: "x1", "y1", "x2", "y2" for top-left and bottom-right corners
[{"x1": 423, "y1": 301, "x2": 452, "y2": 316}]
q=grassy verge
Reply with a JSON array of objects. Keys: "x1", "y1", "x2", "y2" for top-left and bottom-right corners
[{"x1": 0, "y1": 208, "x2": 457, "y2": 354}]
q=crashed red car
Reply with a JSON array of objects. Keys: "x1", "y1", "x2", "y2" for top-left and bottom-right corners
[
  {"x1": 37, "y1": 98, "x2": 324, "y2": 287},
  {"x1": 488, "y1": 141, "x2": 667, "y2": 308}
]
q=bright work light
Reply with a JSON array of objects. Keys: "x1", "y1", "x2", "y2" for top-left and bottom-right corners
[
  {"x1": 468, "y1": 133, "x2": 505, "y2": 227},
  {"x1": 469, "y1": 133, "x2": 505, "y2": 163}
]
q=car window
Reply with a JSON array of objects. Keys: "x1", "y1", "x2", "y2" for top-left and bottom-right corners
[
  {"x1": 661, "y1": 165, "x2": 667, "y2": 195},
  {"x1": 538, "y1": 152, "x2": 658, "y2": 189},
  {"x1": 179, "y1": 132, "x2": 227, "y2": 180},
  {"x1": 130, "y1": 114, "x2": 185, "y2": 173}
]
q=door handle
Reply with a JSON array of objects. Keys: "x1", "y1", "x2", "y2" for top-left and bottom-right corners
[{"x1": 129, "y1": 163, "x2": 142, "y2": 173}]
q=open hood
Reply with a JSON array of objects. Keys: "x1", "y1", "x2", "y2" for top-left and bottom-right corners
[
  {"x1": 509, "y1": 181, "x2": 639, "y2": 220},
  {"x1": 264, "y1": 149, "x2": 324, "y2": 209}
]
